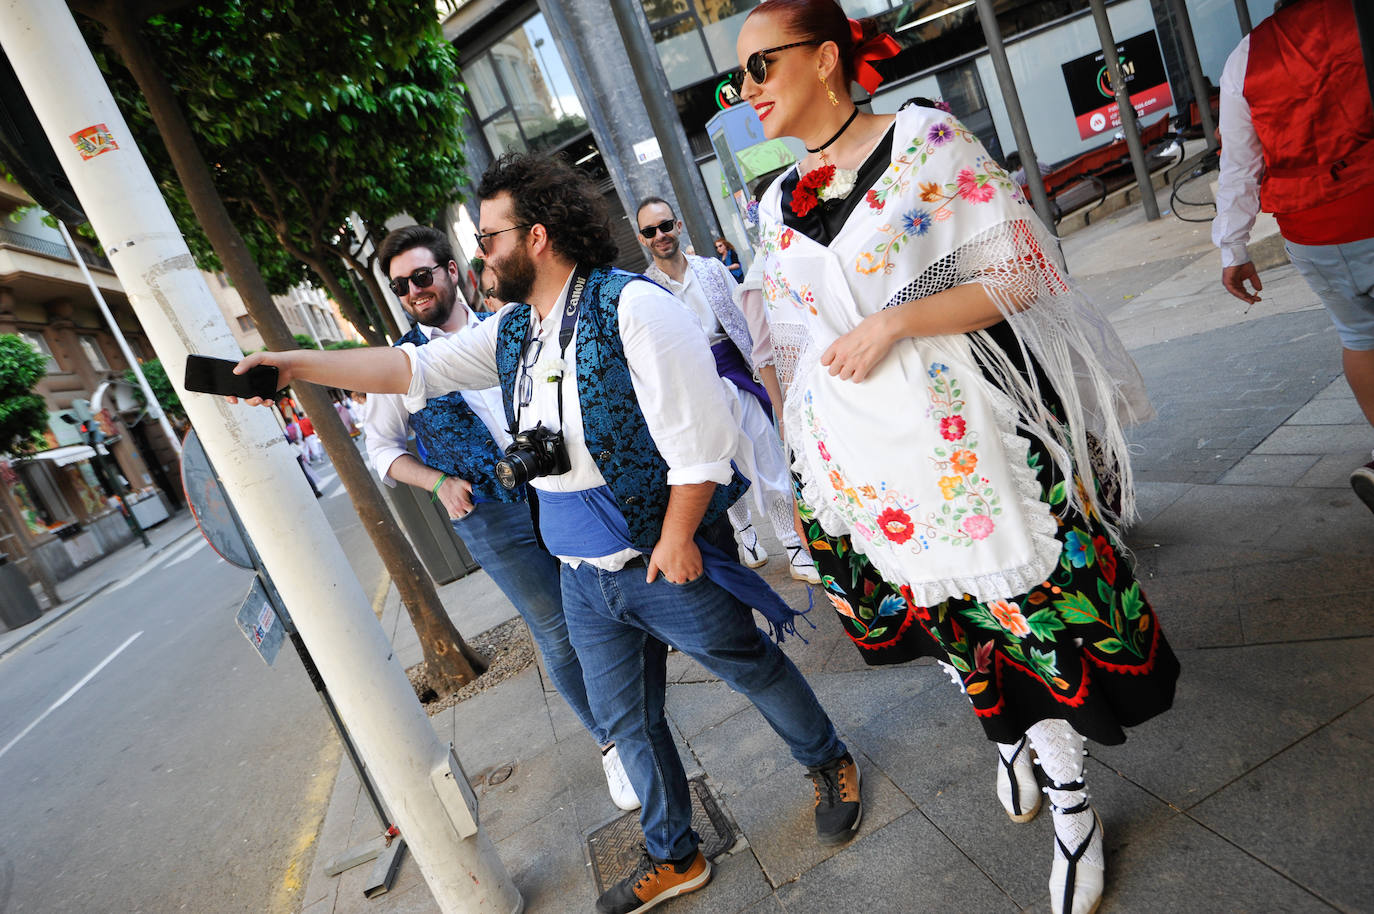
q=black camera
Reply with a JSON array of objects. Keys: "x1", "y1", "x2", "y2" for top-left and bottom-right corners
[{"x1": 494, "y1": 423, "x2": 571, "y2": 490}]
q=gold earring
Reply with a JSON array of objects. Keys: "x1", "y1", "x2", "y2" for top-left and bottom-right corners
[{"x1": 819, "y1": 71, "x2": 839, "y2": 106}]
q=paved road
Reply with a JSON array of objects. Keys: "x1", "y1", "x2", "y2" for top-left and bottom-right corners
[{"x1": 0, "y1": 455, "x2": 386, "y2": 913}]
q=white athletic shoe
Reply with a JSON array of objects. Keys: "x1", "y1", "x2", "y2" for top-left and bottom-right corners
[{"x1": 601, "y1": 745, "x2": 641, "y2": 812}]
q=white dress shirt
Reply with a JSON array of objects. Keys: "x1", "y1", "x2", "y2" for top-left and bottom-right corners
[
  {"x1": 399, "y1": 270, "x2": 738, "y2": 567},
  {"x1": 363, "y1": 309, "x2": 512, "y2": 487},
  {"x1": 649, "y1": 257, "x2": 732, "y2": 345},
  {"x1": 1212, "y1": 36, "x2": 1265, "y2": 268}
]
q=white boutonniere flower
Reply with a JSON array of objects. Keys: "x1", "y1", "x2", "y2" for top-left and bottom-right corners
[
  {"x1": 535, "y1": 356, "x2": 567, "y2": 383},
  {"x1": 818, "y1": 167, "x2": 857, "y2": 202}
]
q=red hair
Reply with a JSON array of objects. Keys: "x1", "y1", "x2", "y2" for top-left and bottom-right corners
[{"x1": 748, "y1": 0, "x2": 882, "y2": 88}]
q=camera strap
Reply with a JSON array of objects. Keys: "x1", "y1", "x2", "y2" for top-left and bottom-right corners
[{"x1": 514, "y1": 265, "x2": 589, "y2": 435}]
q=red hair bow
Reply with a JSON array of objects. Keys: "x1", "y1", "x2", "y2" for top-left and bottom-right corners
[{"x1": 849, "y1": 18, "x2": 901, "y2": 94}]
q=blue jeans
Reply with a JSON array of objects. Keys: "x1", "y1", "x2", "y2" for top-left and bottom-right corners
[
  {"x1": 559, "y1": 523, "x2": 845, "y2": 861},
  {"x1": 452, "y1": 501, "x2": 607, "y2": 746}
]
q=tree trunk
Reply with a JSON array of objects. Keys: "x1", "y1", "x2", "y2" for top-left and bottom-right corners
[
  {"x1": 312, "y1": 250, "x2": 399, "y2": 343},
  {"x1": 92, "y1": 5, "x2": 486, "y2": 692},
  {"x1": 340, "y1": 253, "x2": 403, "y2": 342}
]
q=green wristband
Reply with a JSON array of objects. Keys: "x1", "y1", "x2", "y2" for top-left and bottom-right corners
[{"x1": 431, "y1": 473, "x2": 448, "y2": 501}]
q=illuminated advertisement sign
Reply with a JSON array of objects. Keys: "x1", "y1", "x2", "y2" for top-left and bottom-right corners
[{"x1": 1061, "y1": 30, "x2": 1173, "y2": 139}]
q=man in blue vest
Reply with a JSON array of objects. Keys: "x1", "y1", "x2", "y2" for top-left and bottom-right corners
[
  {"x1": 232, "y1": 154, "x2": 862, "y2": 914},
  {"x1": 364, "y1": 225, "x2": 637, "y2": 813}
]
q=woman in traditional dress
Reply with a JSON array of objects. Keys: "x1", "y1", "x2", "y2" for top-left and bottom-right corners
[{"x1": 735, "y1": 3, "x2": 1179, "y2": 912}]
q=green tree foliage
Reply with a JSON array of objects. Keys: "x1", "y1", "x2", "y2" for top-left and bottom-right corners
[
  {"x1": 123, "y1": 358, "x2": 185, "y2": 424},
  {"x1": 292, "y1": 334, "x2": 319, "y2": 350},
  {"x1": 84, "y1": 2, "x2": 469, "y2": 342},
  {"x1": 0, "y1": 335, "x2": 50, "y2": 457}
]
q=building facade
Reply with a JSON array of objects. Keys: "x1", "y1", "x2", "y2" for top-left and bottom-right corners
[
  {"x1": 204, "y1": 271, "x2": 359, "y2": 354},
  {"x1": 0, "y1": 177, "x2": 180, "y2": 599},
  {"x1": 441, "y1": 0, "x2": 1265, "y2": 268}
]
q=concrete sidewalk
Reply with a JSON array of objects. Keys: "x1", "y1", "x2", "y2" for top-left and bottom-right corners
[{"x1": 300, "y1": 193, "x2": 1372, "y2": 914}]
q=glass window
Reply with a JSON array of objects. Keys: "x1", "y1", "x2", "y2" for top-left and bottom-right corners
[
  {"x1": 237, "y1": 315, "x2": 255, "y2": 332},
  {"x1": 464, "y1": 56, "x2": 506, "y2": 121},
  {"x1": 79, "y1": 336, "x2": 110, "y2": 372},
  {"x1": 464, "y1": 13, "x2": 589, "y2": 156},
  {"x1": 20, "y1": 331, "x2": 58, "y2": 372}
]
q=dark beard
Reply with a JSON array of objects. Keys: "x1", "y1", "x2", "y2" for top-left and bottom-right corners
[
  {"x1": 419, "y1": 277, "x2": 457, "y2": 327},
  {"x1": 493, "y1": 246, "x2": 536, "y2": 303}
]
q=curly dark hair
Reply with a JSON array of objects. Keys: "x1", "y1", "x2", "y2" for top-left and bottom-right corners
[
  {"x1": 377, "y1": 224, "x2": 453, "y2": 276},
  {"x1": 476, "y1": 153, "x2": 618, "y2": 268}
]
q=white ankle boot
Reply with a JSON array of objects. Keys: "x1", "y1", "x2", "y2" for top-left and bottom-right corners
[
  {"x1": 995, "y1": 736, "x2": 1041, "y2": 822},
  {"x1": 1028, "y1": 720, "x2": 1104, "y2": 914}
]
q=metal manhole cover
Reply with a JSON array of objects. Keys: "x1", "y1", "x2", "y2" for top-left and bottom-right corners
[{"x1": 586, "y1": 776, "x2": 737, "y2": 895}]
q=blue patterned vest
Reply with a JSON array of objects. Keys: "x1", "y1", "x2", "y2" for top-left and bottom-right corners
[
  {"x1": 494, "y1": 267, "x2": 747, "y2": 550},
  {"x1": 396, "y1": 322, "x2": 522, "y2": 504}
]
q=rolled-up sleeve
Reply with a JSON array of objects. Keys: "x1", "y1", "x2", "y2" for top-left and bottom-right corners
[
  {"x1": 400, "y1": 310, "x2": 504, "y2": 413},
  {"x1": 618, "y1": 281, "x2": 736, "y2": 486}
]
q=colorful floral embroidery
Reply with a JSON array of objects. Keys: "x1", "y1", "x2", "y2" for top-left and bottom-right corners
[
  {"x1": 876, "y1": 506, "x2": 915, "y2": 544},
  {"x1": 926, "y1": 363, "x2": 1001, "y2": 546},
  {"x1": 856, "y1": 121, "x2": 1019, "y2": 276}
]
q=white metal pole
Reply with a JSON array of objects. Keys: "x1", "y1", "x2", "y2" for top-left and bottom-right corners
[
  {"x1": 56, "y1": 220, "x2": 183, "y2": 456},
  {"x1": 0, "y1": 5, "x2": 521, "y2": 912}
]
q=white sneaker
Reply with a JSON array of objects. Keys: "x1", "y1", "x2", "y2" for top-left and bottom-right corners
[
  {"x1": 786, "y1": 545, "x2": 821, "y2": 584},
  {"x1": 737, "y1": 524, "x2": 768, "y2": 568},
  {"x1": 601, "y1": 745, "x2": 641, "y2": 812}
]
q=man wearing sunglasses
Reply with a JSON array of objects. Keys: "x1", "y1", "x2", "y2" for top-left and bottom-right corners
[
  {"x1": 636, "y1": 197, "x2": 820, "y2": 585},
  {"x1": 231, "y1": 153, "x2": 862, "y2": 914},
  {"x1": 364, "y1": 224, "x2": 640, "y2": 815}
]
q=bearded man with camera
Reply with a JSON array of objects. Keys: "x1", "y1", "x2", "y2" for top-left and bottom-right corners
[
  {"x1": 232, "y1": 153, "x2": 861, "y2": 914},
  {"x1": 359, "y1": 224, "x2": 638, "y2": 814}
]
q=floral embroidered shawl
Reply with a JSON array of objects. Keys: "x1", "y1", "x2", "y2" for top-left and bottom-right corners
[{"x1": 756, "y1": 103, "x2": 1152, "y2": 605}]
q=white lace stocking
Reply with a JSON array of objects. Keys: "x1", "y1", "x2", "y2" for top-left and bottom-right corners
[{"x1": 1027, "y1": 719, "x2": 1102, "y2": 868}]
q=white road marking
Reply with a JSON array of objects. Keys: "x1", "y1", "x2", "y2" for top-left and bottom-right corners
[
  {"x1": 0, "y1": 631, "x2": 143, "y2": 760},
  {"x1": 162, "y1": 539, "x2": 208, "y2": 568},
  {"x1": 106, "y1": 536, "x2": 204, "y2": 592}
]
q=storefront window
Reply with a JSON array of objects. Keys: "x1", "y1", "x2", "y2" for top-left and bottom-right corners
[{"x1": 463, "y1": 13, "x2": 589, "y2": 156}]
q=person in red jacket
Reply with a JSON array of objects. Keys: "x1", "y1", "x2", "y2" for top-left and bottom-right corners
[
  {"x1": 1213, "y1": 0, "x2": 1374, "y2": 511},
  {"x1": 296, "y1": 412, "x2": 324, "y2": 464}
]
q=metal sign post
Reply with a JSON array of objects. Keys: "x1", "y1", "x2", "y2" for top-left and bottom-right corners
[{"x1": 181, "y1": 430, "x2": 405, "y2": 897}]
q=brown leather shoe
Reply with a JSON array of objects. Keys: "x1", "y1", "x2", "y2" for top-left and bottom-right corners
[{"x1": 595, "y1": 846, "x2": 712, "y2": 914}]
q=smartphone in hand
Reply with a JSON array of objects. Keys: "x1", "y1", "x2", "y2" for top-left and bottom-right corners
[{"x1": 184, "y1": 355, "x2": 280, "y2": 400}]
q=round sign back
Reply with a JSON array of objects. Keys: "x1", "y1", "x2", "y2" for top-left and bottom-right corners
[{"x1": 180, "y1": 429, "x2": 255, "y2": 570}]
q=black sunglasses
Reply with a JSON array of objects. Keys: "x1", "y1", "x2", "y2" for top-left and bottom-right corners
[
  {"x1": 474, "y1": 223, "x2": 533, "y2": 254},
  {"x1": 638, "y1": 218, "x2": 677, "y2": 239},
  {"x1": 729, "y1": 40, "x2": 822, "y2": 94},
  {"x1": 388, "y1": 264, "x2": 447, "y2": 297}
]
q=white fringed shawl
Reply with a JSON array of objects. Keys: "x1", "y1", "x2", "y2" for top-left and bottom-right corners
[{"x1": 757, "y1": 103, "x2": 1153, "y2": 605}]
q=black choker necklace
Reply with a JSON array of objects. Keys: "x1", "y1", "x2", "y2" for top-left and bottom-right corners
[{"x1": 807, "y1": 107, "x2": 860, "y2": 154}]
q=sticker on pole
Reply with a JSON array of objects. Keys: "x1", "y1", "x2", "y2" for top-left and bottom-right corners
[
  {"x1": 237, "y1": 576, "x2": 285, "y2": 665},
  {"x1": 69, "y1": 124, "x2": 119, "y2": 160}
]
